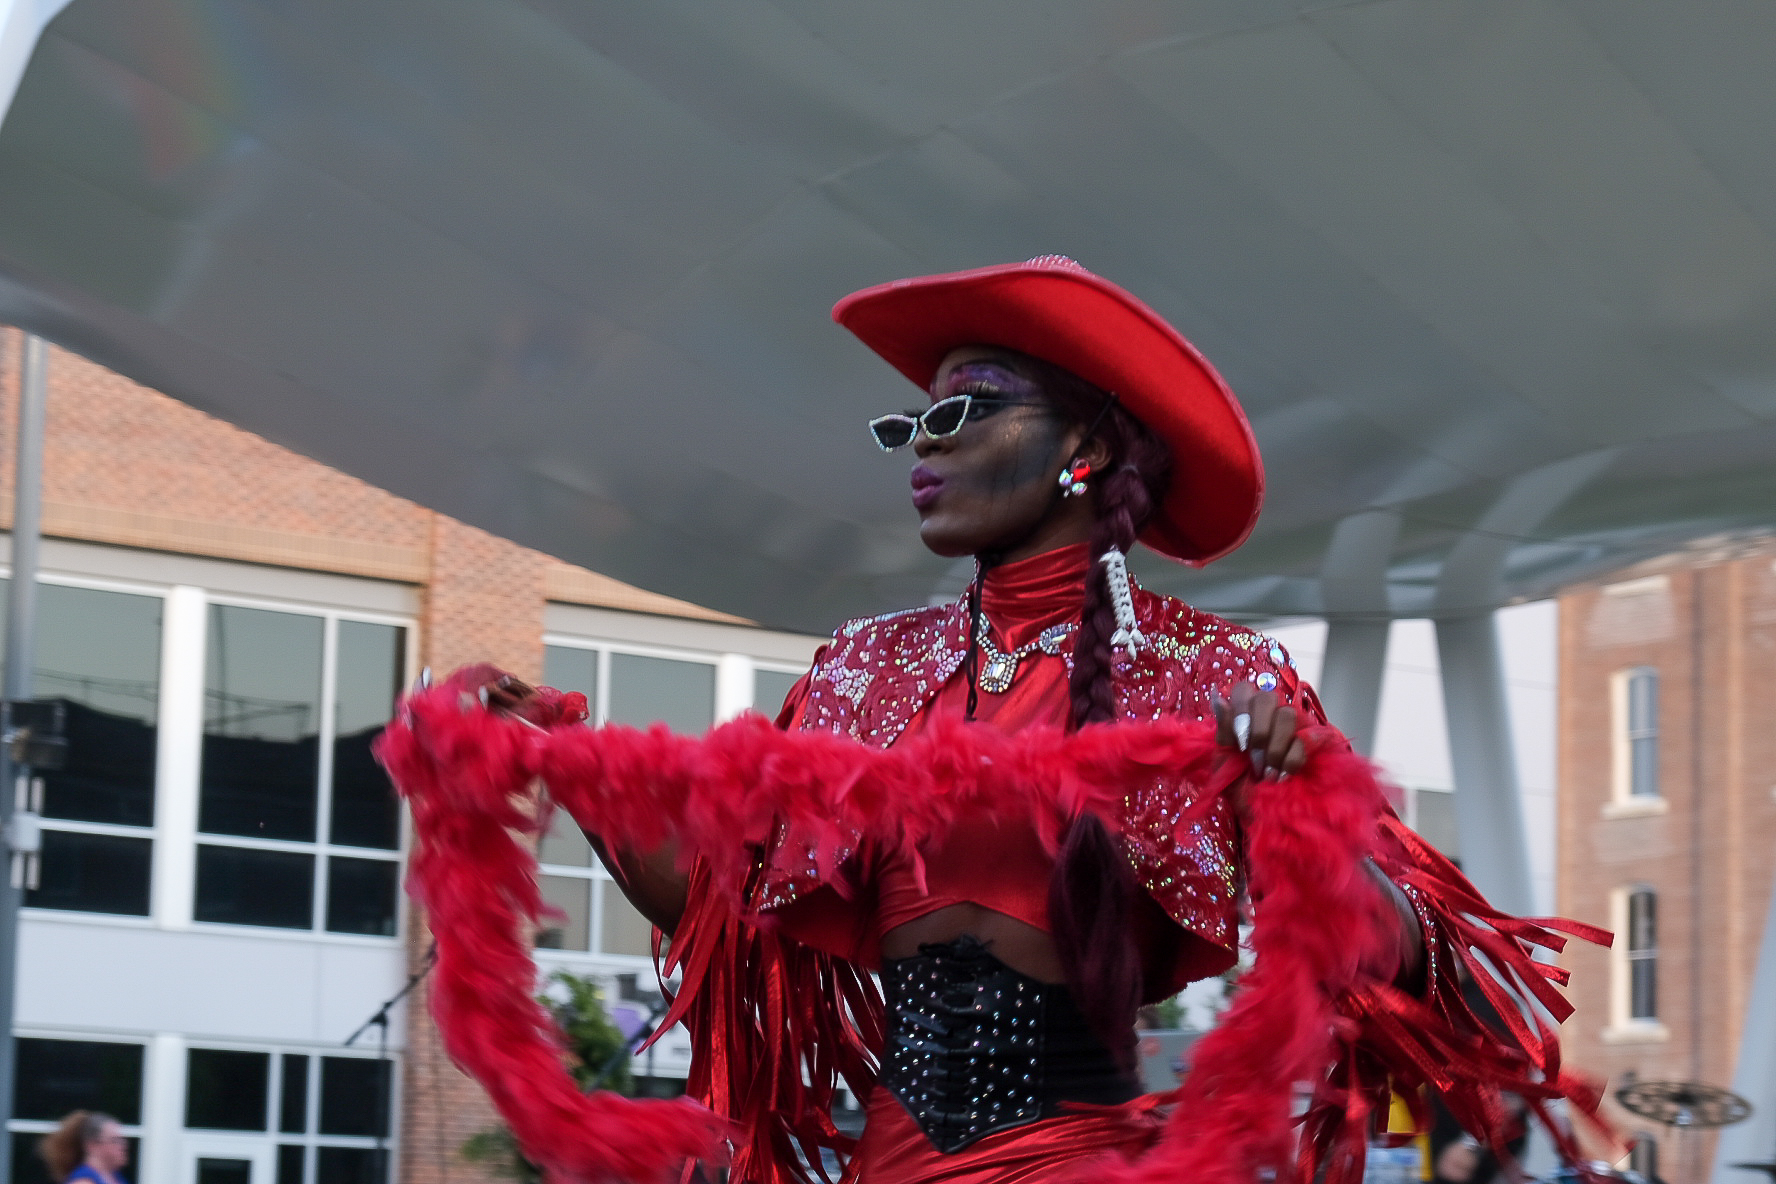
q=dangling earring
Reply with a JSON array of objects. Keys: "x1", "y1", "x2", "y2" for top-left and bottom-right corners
[{"x1": 1057, "y1": 460, "x2": 1092, "y2": 497}]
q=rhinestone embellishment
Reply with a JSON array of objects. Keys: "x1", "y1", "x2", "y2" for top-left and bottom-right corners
[{"x1": 975, "y1": 622, "x2": 1076, "y2": 694}]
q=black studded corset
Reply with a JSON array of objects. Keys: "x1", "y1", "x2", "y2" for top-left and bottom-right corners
[{"x1": 880, "y1": 936, "x2": 1142, "y2": 1153}]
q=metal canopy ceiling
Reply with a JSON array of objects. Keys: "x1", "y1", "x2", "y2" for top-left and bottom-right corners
[{"x1": 0, "y1": 0, "x2": 1773, "y2": 634}]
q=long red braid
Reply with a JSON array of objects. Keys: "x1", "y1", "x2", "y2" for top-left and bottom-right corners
[{"x1": 994, "y1": 351, "x2": 1173, "y2": 1058}]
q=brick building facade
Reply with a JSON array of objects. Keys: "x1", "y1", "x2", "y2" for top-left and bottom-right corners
[
  {"x1": 23, "y1": 319, "x2": 1751, "y2": 1184},
  {"x1": 0, "y1": 327, "x2": 819, "y2": 1184},
  {"x1": 1558, "y1": 549, "x2": 1776, "y2": 1181}
]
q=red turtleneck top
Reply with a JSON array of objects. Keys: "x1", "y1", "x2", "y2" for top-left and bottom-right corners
[{"x1": 774, "y1": 543, "x2": 1140, "y2": 961}]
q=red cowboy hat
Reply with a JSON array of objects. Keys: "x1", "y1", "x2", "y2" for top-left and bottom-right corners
[{"x1": 831, "y1": 256, "x2": 1263, "y2": 566}]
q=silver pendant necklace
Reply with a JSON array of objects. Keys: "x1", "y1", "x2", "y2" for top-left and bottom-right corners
[{"x1": 975, "y1": 620, "x2": 1077, "y2": 693}]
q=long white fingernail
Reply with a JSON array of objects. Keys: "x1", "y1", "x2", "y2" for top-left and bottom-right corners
[{"x1": 1233, "y1": 712, "x2": 1252, "y2": 751}]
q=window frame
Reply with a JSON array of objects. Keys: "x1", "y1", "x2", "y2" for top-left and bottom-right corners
[
  {"x1": 4, "y1": 1031, "x2": 149, "y2": 1172},
  {"x1": 750, "y1": 660, "x2": 806, "y2": 721},
  {"x1": 536, "y1": 636, "x2": 724, "y2": 966},
  {"x1": 10, "y1": 569, "x2": 169, "y2": 921},
  {"x1": 1606, "y1": 666, "x2": 1667, "y2": 818},
  {"x1": 180, "y1": 1041, "x2": 398, "y2": 1184},
  {"x1": 1625, "y1": 886, "x2": 1657, "y2": 1021},
  {"x1": 535, "y1": 635, "x2": 803, "y2": 969},
  {"x1": 192, "y1": 593, "x2": 415, "y2": 941},
  {"x1": 1606, "y1": 884, "x2": 1668, "y2": 1042}
]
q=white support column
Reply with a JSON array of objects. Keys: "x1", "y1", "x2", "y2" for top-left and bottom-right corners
[
  {"x1": 151, "y1": 585, "x2": 206, "y2": 929},
  {"x1": 141, "y1": 1031, "x2": 187, "y2": 1184},
  {"x1": 0, "y1": 0, "x2": 75, "y2": 128},
  {"x1": 714, "y1": 653, "x2": 754, "y2": 722},
  {"x1": 1430, "y1": 453, "x2": 1616, "y2": 921},
  {"x1": 1710, "y1": 876, "x2": 1776, "y2": 1184},
  {"x1": 1434, "y1": 614, "x2": 1533, "y2": 918},
  {"x1": 1317, "y1": 510, "x2": 1400, "y2": 755},
  {"x1": 1319, "y1": 621, "x2": 1391, "y2": 756}
]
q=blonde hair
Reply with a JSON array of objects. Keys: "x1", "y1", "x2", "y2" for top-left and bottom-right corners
[{"x1": 38, "y1": 1111, "x2": 115, "y2": 1181}]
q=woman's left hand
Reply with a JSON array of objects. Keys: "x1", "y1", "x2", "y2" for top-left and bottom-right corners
[
  {"x1": 1216, "y1": 679, "x2": 1427, "y2": 983},
  {"x1": 1213, "y1": 680, "x2": 1306, "y2": 779}
]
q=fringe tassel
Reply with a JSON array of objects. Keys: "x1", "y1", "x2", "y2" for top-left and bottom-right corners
[
  {"x1": 380, "y1": 679, "x2": 1613, "y2": 1184},
  {"x1": 654, "y1": 864, "x2": 882, "y2": 1184}
]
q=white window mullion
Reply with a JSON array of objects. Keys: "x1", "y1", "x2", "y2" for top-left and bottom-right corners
[
  {"x1": 37, "y1": 818, "x2": 156, "y2": 840},
  {"x1": 588, "y1": 877, "x2": 606, "y2": 955},
  {"x1": 1609, "y1": 887, "x2": 1629, "y2": 1029},
  {"x1": 142, "y1": 1031, "x2": 187, "y2": 1184},
  {"x1": 151, "y1": 586, "x2": 206, "y2": 929},
  {"x1": 714, "y1": 653, "x2": 754, "y2": 722},
  {"x1": 595, "y1": 648, "x2": 612, "y2": 727},
  {"x1": 313, "y1": 615, "x2": 340, "y2": 932}
]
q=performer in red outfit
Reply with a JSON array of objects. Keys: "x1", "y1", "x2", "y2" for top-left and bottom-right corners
[{"x1": 381, "y1": 257, "x2": 1612, "y2": 1184}]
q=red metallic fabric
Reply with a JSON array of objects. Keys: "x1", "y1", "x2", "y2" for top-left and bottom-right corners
[
  {"x1": 762, "y1": 544, "x2": 1317, "y2": 964},
  {"x1": 844, "y1": 1090, "x2": 1165, "y2": 1184},
  {"x1": 381, "y1": 681, "x2": 1611, "y2": 1184}
]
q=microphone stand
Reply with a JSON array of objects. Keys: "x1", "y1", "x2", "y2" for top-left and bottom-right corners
[
  {"x1": 589, "y1": 996, "x2": 670, "y2": 1094},
  {"x1": 345, "y1": 943, "x2": 437, "y2": 1182}
]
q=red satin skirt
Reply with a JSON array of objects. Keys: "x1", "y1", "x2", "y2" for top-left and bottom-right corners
[{"x1": 845, "y1": 1088, "x2": 1163, "y2": 1184}]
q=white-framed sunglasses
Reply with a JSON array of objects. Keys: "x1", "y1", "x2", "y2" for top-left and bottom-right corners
[{"x1": 867, "y1": 394, "x2": 1049, "y2": 451}]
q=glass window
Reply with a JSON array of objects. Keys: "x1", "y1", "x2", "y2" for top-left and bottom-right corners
[
  {"x1": 10, "y1": 1134, "x2": 136, "y2": 1184},
  {"x1": 197, "y1": 1159, "x2": 252, "y2": 1184},
  {"x1": 544, "y1": 645, "x2": 598, "y2": 703},
  {"x1": 1626, "y1": 668, "x2": 1659, "y2": 798},
  {"x1": 201, "y1": 606, "x2": 324, "y2": 841},
  {"x1": 194, "y1": 846, "x2": 314, "y2": 929},
  {"x1": 179, "y1": 1048, "x2": 390, "y2": 1184},
  {"x1": 753, "y1": 669, "x2": 800, "y2": 719},
  {"x1": 1628, "y1": 888, "x2": 1657, "y2": 1020},
  {"x1": 277, "y1": 1145, "x2": 306, "y2": 1184},
  {"x1": 539, "y1": 806, "x2": 593, "y2": 867},
  {"x1": 600, "y1": 886, "x2": 656, "y2": 957},
  {"x1": 318, "y1": 1058, "x2": 389, "y2": 1138},
  {"x1": 537, "y1": 876, "x2": 592, "y2": 951},
  {"x1": 26, "y1": 831, "x2": 151, "y2": 916},
  {"x1": 606, "y1": 653, "x2": 715, "y2": 734},
  {"x1": 1630, "y1": 1134, "x2": 1658, "y2": 1182},
  {"x1": 279, "y1": 1055, "x2": 308, "y2": 1135},
  {"x1": 12, "y1": 1038, "x2": 144, "y2": 1122},
  {"x1": 325, "y1": 857, "x2": 399, "y2": 936},
  {"x1": 2, "y1": 580, "x2": 162, "y2": 919},
  {"x1": 316, "y1": 1146, "x2": 382, "y2": 1184},
  {"x1": 185, "y1": 1049, "x2": 270, "y2": 1130},
  {"x1": 331, "y1": 621, "x2": 404, "y2": 849},
  {"x1": 196, "y1": 606, "x2": 405, "y2": 935},
  {"x1": 30, "y1": 583, "x2": 162, "y2": 826}
]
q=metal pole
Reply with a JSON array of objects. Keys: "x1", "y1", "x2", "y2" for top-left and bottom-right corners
[
  {"x1": 375, "y1": 1018, "x2": 389, "y2": 1184},
  {"x1": 0, "y1": 333, "x2": 50, "y2": 1184}
]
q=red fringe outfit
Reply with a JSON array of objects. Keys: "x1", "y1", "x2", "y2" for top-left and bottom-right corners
[{"x1": 381, "y1": 543, "x2": 1613, "y2": 1184}]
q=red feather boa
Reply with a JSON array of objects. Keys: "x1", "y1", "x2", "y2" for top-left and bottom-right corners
[{"x1": 380, "y1": 679, "x2": 1612, "y2": 1184}]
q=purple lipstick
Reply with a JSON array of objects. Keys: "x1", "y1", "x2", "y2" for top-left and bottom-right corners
[{"x1": 910, "y1": 465, "x2": 943, "y2": 510}]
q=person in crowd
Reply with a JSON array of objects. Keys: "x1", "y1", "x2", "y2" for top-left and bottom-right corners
[
  {"x1": 387, "y1": 256, "x2": 1608, "y2": 1184},
  {"x1": 38, "y1": 1111, "x2": 128, "y2": 1184}
]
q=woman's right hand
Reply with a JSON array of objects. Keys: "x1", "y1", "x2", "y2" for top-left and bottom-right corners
[
  {"x1": 447, "y1": 665, "x2": 585, "y2": 728},
  {"x1": 482, "y1": 673, "x2": 540, "y2": 714},
  {"x1": 454, "y1": 665, "x2": 686, "y2": 929}
]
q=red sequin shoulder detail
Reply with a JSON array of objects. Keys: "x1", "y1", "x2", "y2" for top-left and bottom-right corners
[{"x1": 761, "y1": 585, "x2": 1318, "y2": 959}]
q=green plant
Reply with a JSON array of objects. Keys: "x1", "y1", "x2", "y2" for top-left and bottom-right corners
[
  {"x1": 460, "y1": 970, "x2": 640, "y2": 1180},
  {"x1": 1150, "y1": 993, "x2": 1185, "y2": 1029}
]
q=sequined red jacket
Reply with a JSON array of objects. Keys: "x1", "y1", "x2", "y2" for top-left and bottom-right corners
[{"x1": 756, "y1": 583, "x2": 1326, "y2": 964}]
